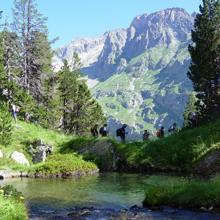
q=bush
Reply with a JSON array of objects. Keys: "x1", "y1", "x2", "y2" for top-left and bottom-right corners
[{"x1": 30, "y1": 153, "x2": 98, "y2": 176}]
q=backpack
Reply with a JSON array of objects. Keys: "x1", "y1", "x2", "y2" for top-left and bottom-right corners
[
  {"x1": 156, "y1": 130, "x2": 161, "y2": 138},
  {"x1": 116, "y1": 128, "x2": 122, "y2": 137},
  {"x1": 99, "y1": 127, "x2": 105, "y2": 135}
]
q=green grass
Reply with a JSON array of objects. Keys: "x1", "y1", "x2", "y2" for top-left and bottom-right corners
[
  {"x1": 143, "y1": 175, "x2": 220, "y2": 210},
  {"x1": 115, "y1": 119, "x2": 220, "y2": 171},
  {"x1": 0, "y1": 121, "x2": 98, "y2": 175},
  {"x1": 30, "y1": 154, "x2": 98, "y2": 177},
  {"x1": 0, "y1": 120, "x2": 72, "y2": 164},
  {"x1": 0, "y1": 185, "x2": 28, "y2": 220}
]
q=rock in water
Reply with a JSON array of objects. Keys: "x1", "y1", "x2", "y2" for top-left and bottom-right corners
[{"x1": 10, "y1": 151, "x2": 30, "y2": 166}]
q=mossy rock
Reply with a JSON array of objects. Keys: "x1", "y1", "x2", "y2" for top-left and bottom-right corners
[{"x1": 194, "y1": 148, "x2": 220, "y2": 175}]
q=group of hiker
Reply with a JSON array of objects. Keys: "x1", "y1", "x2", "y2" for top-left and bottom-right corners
[
  {"x1": 91, "y1": 123, "x2": 128, "y2": 143},
  {"x1": 9, "y1": 100, "x2": 197, "y2": 144},
  {"x1": 91, "y1": 122, "x2": 179, "y2": 143}
]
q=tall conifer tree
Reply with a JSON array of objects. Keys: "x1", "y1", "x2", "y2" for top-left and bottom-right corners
[
  {"x1": 58, "y1": 57, "x2": 105, "y2": 135},
  {"x1": 12, "y1": 0, "x2": 51, "y2": 101},
  {"x1": 188, "y1": 0, "x2": 220, "y2": 122}
]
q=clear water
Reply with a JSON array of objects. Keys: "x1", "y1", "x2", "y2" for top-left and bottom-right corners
[
  {"x1": 1, "y1": 173, "x2": 220, "y2": 220},
  {"x1": 1, "y1": 173, "x2": 146, "y2": 208}
]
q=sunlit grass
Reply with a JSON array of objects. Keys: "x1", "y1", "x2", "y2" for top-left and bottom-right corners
[{"x1": 143, "y1": 175, "x2": 220, "y2": 210}]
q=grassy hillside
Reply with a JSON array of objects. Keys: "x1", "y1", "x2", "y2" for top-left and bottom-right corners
[
  {"x1": 0, "y1": 121, "x2": 98, "y2": 175},
  {"x1": 1, "y1": 119, "x2": 220, "y2": 174},
  {"x1": 116, "y1": 119, "x2": 220, "y2": 171},
  {"x1": 54, "y1": 118, "x2": 220, "y2": 174}
]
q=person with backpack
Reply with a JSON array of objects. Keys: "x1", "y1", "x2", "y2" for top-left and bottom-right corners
[
  {"x1": 99, "y1": 124, "x2": 108, "y2": 137},
  {"x1": 168, "y1": 123, "x2": 177, "y2": 134},
  {"x1": 143, "y1": 129, "x2": 150, "y2": 141},
  {"x1": 156, "y1": 126, "x2": 164, "y2": 138},
  {"x1": 116, "y1": 124, "x2": 127, "y2": 143},
  {"x1": 188, "y1": 112, "x2": 197, "y2": 128},
  {"x1": 91, "y1": 124, "x2": 99, "y2": 138},
  {"x1": 10, "y1": 102, "x2": 20, "y2": 123}
]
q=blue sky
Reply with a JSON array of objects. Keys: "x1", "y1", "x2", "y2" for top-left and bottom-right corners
[{"x1": 1, "y1": 0, "x2": 202, "y2": 48}]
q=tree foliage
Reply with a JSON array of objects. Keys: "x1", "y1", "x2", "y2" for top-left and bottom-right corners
[
  {"x1": 188, "y1": 0, "x2": 220, "y2": 123},
  {"x1": 58, "y1": 58, "x2": 105, "y2": 135}
]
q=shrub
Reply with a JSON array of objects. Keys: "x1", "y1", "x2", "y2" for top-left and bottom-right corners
[{"x1": 30, "y1": 153, "x2": 98, "y2": 176}]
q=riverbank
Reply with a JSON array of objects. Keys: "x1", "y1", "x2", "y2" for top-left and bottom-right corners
[{"x1": 143, "y1": 175, "x2": 220, "y2": 212}]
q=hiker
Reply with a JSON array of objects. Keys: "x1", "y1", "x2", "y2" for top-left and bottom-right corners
[
  {"x1": 116, "y1": 124, "x2": 127, "y2": 143},
  {"x1": 188, "y1": 112, "x2": 197, "y2": 128},
  {"x1": 156, "y1": 126, "x2": 164, "y2": 138},
  {"x1": 143, "y1": 129, "x2": 150, "y2": 141},
  {"x1": 168, "y1": 123, "x2": 177, "y2": 133},
  {"x1": 10, "y1": 103, "x2": 19, "y2": 123},
  {"x1": 91, "y1": 124, "x2": 99, "y2": 138},
  {"x1": 99, "y1": 124, "x2": 108, "y2": 137}
]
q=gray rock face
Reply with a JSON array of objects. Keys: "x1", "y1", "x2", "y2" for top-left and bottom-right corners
[
  {"x1": 28, "y1": 139, "x2": 53, "y2": 164},
  {"x1": 52, "y1": 37, "x2": 105, "y2": 72},
  {"x1": 194, "y1": 149, "x2": 220, "y2": 175},
  {"x1": 123, "y1": 8, "x2": 193, "y2": 60},
  {"x1": 10, "y1": 151, "x2": 30, "y2": 166}
]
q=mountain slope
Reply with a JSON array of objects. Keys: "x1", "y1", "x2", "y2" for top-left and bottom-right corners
[{"x1": 53, "y1": 8, "x2": 194, "y2": 138}]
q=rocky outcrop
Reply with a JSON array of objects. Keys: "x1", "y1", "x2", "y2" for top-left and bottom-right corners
[
  {"x1": 10, "y1": 151, "x2": 30, "y2": 166},
  {"x1": 72, "y1": 139, "x2": 119, "y2": 171},
  {"x1": 28, "y1": 139, "x2": 53, "y2": 164},
  {"x1": 194, "y1": 148, "x2": 220, "y2": 175}
]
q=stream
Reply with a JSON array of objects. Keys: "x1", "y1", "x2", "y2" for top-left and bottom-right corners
[{"x1": 1, "y1": 173, "x2": 220, "y2": 220}]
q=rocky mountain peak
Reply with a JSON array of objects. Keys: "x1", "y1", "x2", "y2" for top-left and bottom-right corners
[
  {"x1": 52, "y1": 36, "x2": 105, "y2": 72},
  {"x1": 123, "y1": 8, "x2": 194, "y2": 60}
]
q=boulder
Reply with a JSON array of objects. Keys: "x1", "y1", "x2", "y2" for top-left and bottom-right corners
[
  {"x1": 194, "y1": 148, "x2": 220, "y2": 175},
  {"x1": 0, "y1": 150, "x2": 3, "y2": 158},
  {"x1": 10, "y1": 151, "x2": 30, "y2": 166},
  {"x1": 28, "y1": 139, "x2": 53, "y2": 164},
  {"x1": 72, "y1": 139, "x2": 119, "y2": 171}
]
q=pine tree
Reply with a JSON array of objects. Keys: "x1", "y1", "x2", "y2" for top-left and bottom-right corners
[
  {"x1": 41, "y1": 73, "x2": 60, "y2": 128},
  {"x1": 28, "y1": 31, "x2": 53, "y2": 103},
  {"x1": 58, "y1": 58, "x2": 105, "y2": 135},
  {"x1": 188, "y1": 0, "x2": 220, "y2": 123},
  {"x1": 12, "y1": 0, "x2": 50, "y2": 101},
  {"x1": 1, "y1": 21, "x2": 20, "y2": 102}
]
